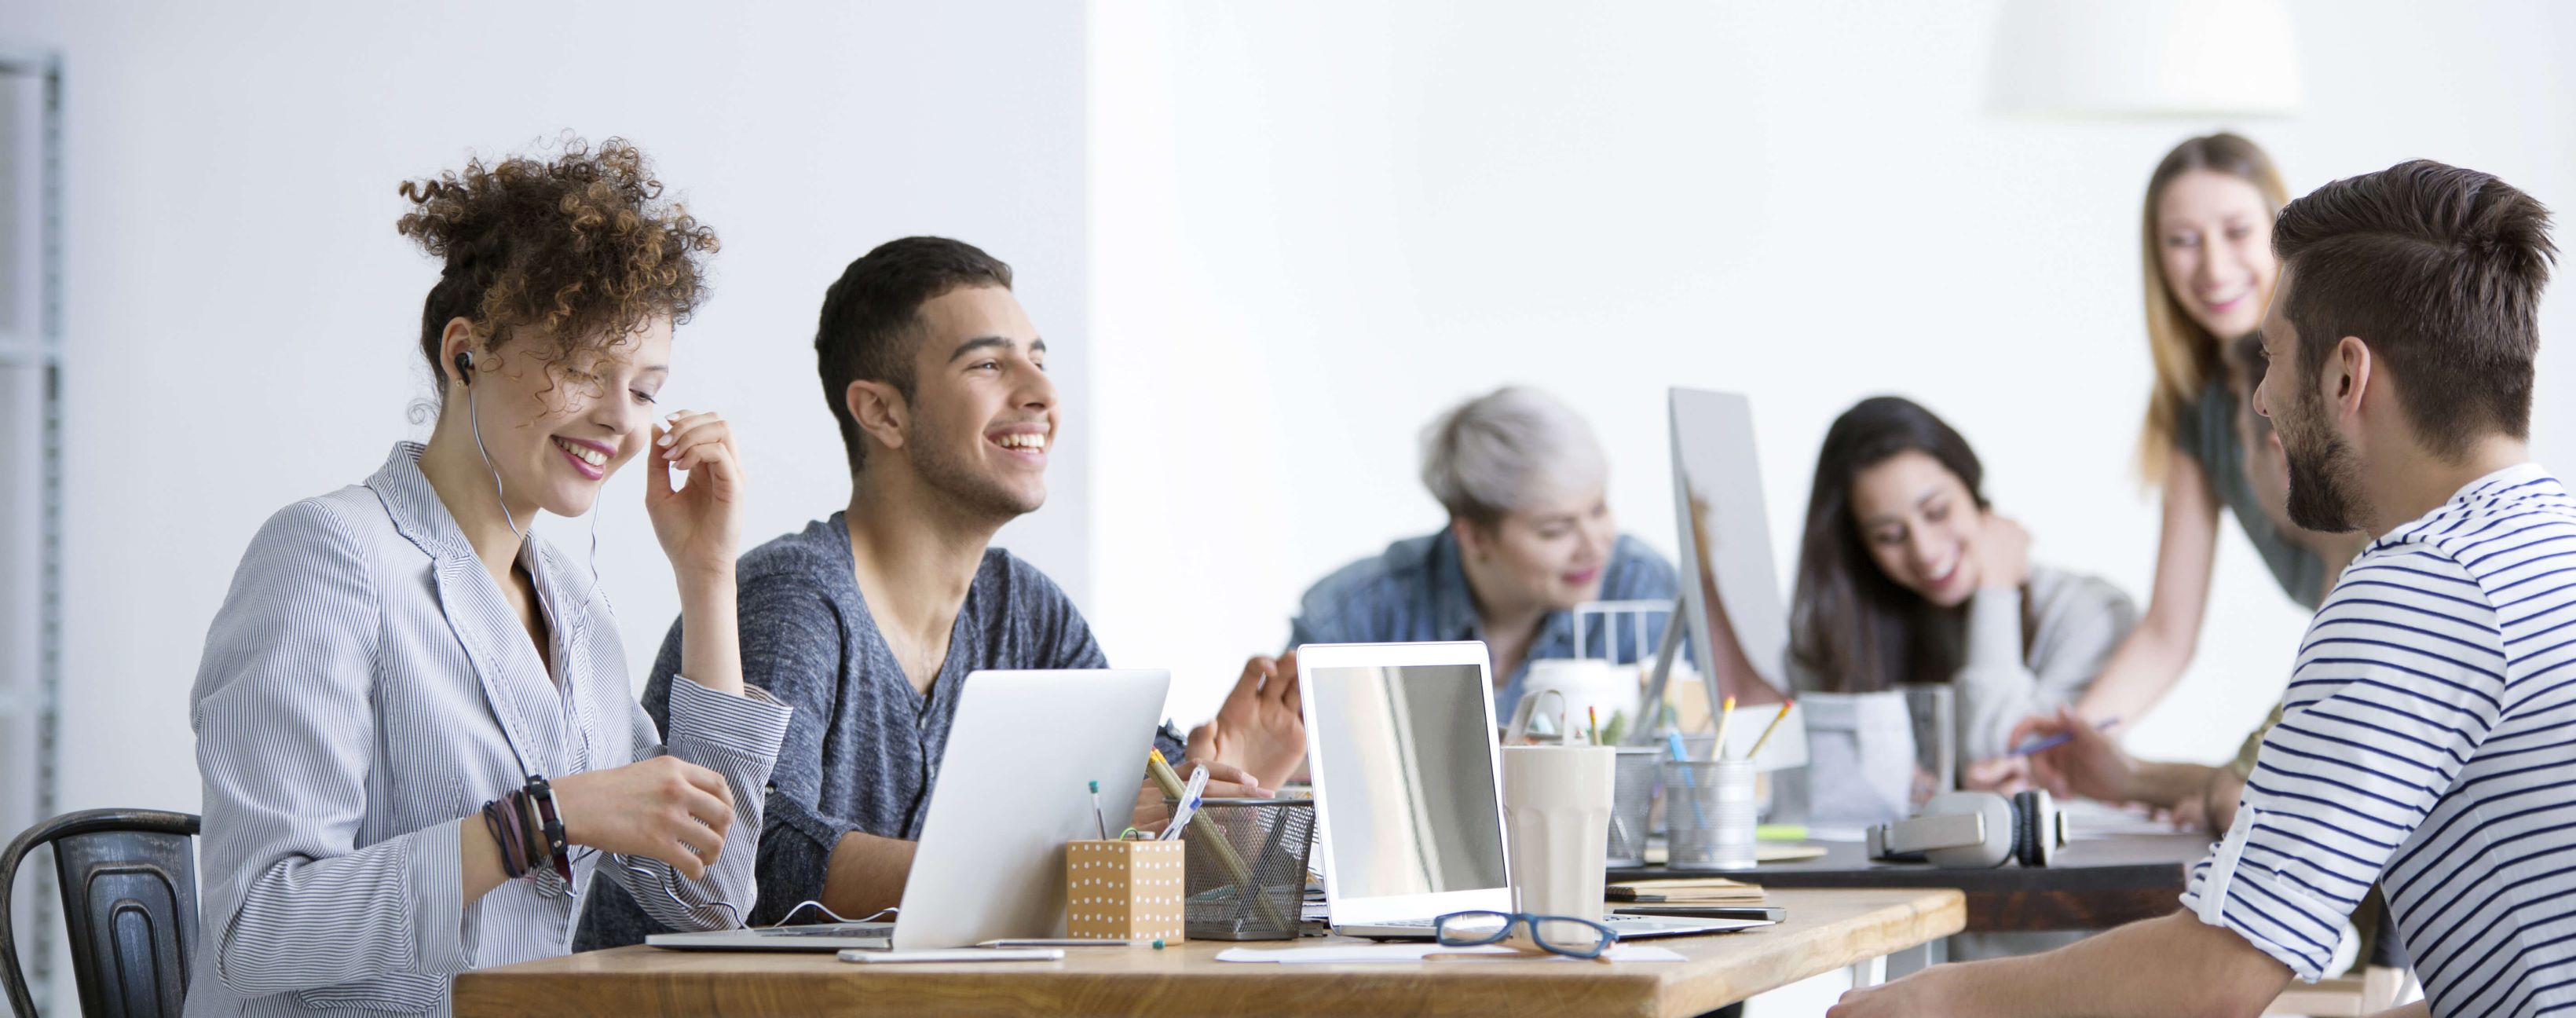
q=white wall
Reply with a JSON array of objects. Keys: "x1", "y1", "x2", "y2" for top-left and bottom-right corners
[
  {"x1": 0, "y1": 2, "x2": 1093, "y2": 1006},
  {"x1": 1088, "y1": 0, "x2": 2576, "y2": 767},
  {"x1": 3, "y1": 0, "x2": 2574, "y2": 1011}
]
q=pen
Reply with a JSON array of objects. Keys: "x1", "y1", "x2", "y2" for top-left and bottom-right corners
[
  {"x1": 1161, "y1": 765, "x2": 1210, "y2": 840},
  {"x1": 1089, "y1": 780, "x2": 1107, "y2": 840},
  {"x1": 1745, "y1": 700, "x2": 1797, "y2": 760},
  {"x1": 1665, "y1": 732, "x2": 1710, "y2": 829},
  {"x1": 2008, "y1": 716, "x2": 2119, "y2": 757}
]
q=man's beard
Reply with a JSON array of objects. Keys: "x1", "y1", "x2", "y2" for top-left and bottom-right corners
[
  {"x1": 2278, "y1": 384, "x2": 2364, "y2": 534},
  {"x1": 908, "y1": 410, "x2": 1046, "y2": 522}
]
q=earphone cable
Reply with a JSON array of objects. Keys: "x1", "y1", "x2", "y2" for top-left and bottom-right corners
[{"x1": 465, "y1": 379, "x2": 526, "y2": 540}]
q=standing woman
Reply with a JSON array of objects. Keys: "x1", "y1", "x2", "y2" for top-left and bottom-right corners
[
  {"x1": 2051, "y1": 134, "x2": 2339, "y2": 727},
  {"x1": 187, "y1": 138, "x2": 789, "y2": 1016}
]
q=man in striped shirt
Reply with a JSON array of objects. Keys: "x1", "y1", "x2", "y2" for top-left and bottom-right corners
[{"x1": 1835, "y1": 159, "x2": 2569, "y2": 1017}]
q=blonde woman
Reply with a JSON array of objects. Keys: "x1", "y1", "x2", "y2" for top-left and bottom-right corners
[{"x1": 2038, "y1": 135, "x2": 2349, "y2": 731}]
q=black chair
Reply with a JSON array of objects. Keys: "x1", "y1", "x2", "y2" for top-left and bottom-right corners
[{"x1": 0, "y1": 810, "x2": 200, "y2": 1018}]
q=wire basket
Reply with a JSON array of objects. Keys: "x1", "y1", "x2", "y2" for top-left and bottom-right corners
[
  {"x1": 1169, "y1": 796, "x2": 1315, "y2": 940},
  {"x1": 1607, "y1": 748, "x2": 1662, "y2": 866}
]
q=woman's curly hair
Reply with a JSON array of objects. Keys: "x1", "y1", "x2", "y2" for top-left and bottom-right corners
[{"x1": 397, "y1": 135, "x2": 718, "y2": 401}]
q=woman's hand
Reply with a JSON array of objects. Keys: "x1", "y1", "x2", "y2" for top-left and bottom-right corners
[
  {"x1": 645, "y1": 410, "x2": 745, "y2": 580},
  {"x1": 551, "y1": 755, "x2": 735, "y2": 880},
  {"x1": 1962, "y1": 755, "x2": 2034, "y2": 794},
  {"x1": 1974, "y1": 512, "x2": 2032, "y2": 591},
  {"x1": 2015, "y1": 705, "x2": 2139, "y2": 804}
]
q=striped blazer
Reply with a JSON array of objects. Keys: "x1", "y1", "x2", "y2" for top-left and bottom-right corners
[{"x1": 185, "y1": 443, "x2": 791, "y2": 1016}]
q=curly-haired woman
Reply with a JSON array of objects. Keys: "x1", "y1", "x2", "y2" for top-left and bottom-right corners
[{"x1": 185, "y1": 137, "x2": 789, "y2": 1016}]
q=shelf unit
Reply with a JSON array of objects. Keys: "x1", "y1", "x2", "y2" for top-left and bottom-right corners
[{"x1": 0, "y1": 46, "x2": 63, "y2": 1009}]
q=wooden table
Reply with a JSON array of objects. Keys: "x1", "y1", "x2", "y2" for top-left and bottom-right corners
[
  {"x1": 453, "y1": 888, "x2": 1963, "y2": 1018},
  {"x1": 1610, "y1": 833, "x2": 2209, "y2": 932}
]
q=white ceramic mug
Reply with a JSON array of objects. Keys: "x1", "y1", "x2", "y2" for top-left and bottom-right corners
[{"x1": 1500, "y1": 745, "x2": 1615, "y2": 920}]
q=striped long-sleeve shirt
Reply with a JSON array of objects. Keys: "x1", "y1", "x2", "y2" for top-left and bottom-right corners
[
  {"x1": 2179, "y1": 463, "x2": 2576, "y2": 1016},
  {"x1": 185, "y1": 443, "x2": 792, "y2": 1016}
]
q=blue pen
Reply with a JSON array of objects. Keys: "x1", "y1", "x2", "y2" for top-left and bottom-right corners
[
  {"x1": 1666, "y1": 733, "x2": 1710, "y2": 829},
  {"x1": 2008, "y1": 716, "x2": 2119, "y2": 757}
]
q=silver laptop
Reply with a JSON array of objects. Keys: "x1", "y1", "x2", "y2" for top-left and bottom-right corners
[
  {"x1": 648, "y1": 668, "x2": 1169, "y2": 951},
  {"x1": 1295, "y1": 642, "x2": 1766, "y2": 941}
]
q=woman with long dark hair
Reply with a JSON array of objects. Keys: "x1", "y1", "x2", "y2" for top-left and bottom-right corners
[{"x1": 1787, "y1": 397, "x2": 2137, "y2": 785}]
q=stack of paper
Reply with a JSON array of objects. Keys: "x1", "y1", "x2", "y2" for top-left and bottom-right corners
[{"x1": 1605, "y1": 877, "x2": 1765, "y2": 903}]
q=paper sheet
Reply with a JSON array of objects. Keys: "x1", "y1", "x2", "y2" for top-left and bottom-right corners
[{"x1": 1214, "y1": 943, "x2": 1687, "y2": 964}]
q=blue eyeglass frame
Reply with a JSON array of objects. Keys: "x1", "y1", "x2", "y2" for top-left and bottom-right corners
[{"x1": 1433, "y1": 910, "x2": 1619, "y2": 959}]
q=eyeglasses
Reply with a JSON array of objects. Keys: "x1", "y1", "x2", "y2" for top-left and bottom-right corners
[{"x1": 1433, "y1": 910, "x2": 1618, "y2": 959}]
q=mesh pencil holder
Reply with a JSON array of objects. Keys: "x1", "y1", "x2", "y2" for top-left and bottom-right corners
[
  {"x1": 1606, "y1": 747, "x2": 1663, "y2": 867},
  {"x1": 1168, "y1": 796, "x2": 1315, "y2": 941}
]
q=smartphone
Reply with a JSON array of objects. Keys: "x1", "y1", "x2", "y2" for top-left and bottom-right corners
[{"x1": 1612, "y1": 906, "x2": 1787, "y2": 923}]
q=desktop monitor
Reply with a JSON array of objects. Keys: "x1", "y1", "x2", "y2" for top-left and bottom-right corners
[{"x1": 1668, "y1": 389, "x2": 1797, "y2": 739}]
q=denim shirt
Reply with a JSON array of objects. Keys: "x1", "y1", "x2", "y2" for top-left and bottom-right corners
[{"x1": 1289, "y1": 529, "x2": 1680, "y2": 720}]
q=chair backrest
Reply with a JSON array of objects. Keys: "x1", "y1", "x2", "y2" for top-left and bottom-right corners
[{"x1": 0, "y1": 810, "x2": 201, "y2": 1018}]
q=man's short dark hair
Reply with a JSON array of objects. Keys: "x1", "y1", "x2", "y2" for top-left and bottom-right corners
[
  {"x1": 2272, "y1": 159, "x2": 2555, "y2": 457},
  {"x1": 815, "y1": 236, "x2": 1014, "y2": 474}
]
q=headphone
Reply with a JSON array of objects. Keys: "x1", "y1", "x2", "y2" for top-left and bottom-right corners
[{"x1": 1864, "y1": 789, "x2": 2067, "y2": 869}]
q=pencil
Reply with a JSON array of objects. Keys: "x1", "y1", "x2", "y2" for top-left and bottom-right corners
[
  {"x1": 1711, "y1": 696, "x2": 1737, "y2": 760},
  {"x1": 1745, "y1": 700, "x2": 1797, "y2": 760},
  {"x1": 1588, "y1": 707, "x2": 1601, "y2": 746}
]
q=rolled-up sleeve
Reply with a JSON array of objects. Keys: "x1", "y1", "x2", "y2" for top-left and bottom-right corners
[
  {"x1": 609, "y1": 675, "x2": 792, "y2": 931},
  {"x1": 192, "y1": 499, "x2": 469, "y2": 996},
  {"x1": 2177, "y1": 550, "x2": 2501, "y2": 980}
]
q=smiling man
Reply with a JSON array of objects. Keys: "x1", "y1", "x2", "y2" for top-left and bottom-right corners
[
  {"x1": 1834, "y1": 160, "x2": 2571, "y2": 1017},
  {"x1": 576, "y1": 237, "x2": 1293, "y2": 947}
]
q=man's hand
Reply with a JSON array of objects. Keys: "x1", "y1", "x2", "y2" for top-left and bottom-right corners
[
  {"x1": 1189, "y1": 652, "x2": 1308, "y2": 789},
  {"x1": 1129, "y1": 759, "x2": 1270, "y2": 835},
  {"x1": 1831, "y1": 912, "x2": 2294, "y2": 1018},
  {"x1": 1829, "y1": 965, "x2": 1973, "y2": 1017}
]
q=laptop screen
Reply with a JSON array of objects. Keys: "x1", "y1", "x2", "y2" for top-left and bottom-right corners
[{"x1": 1304, "y1": 662, "x2": 1509, "y2": 899}]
